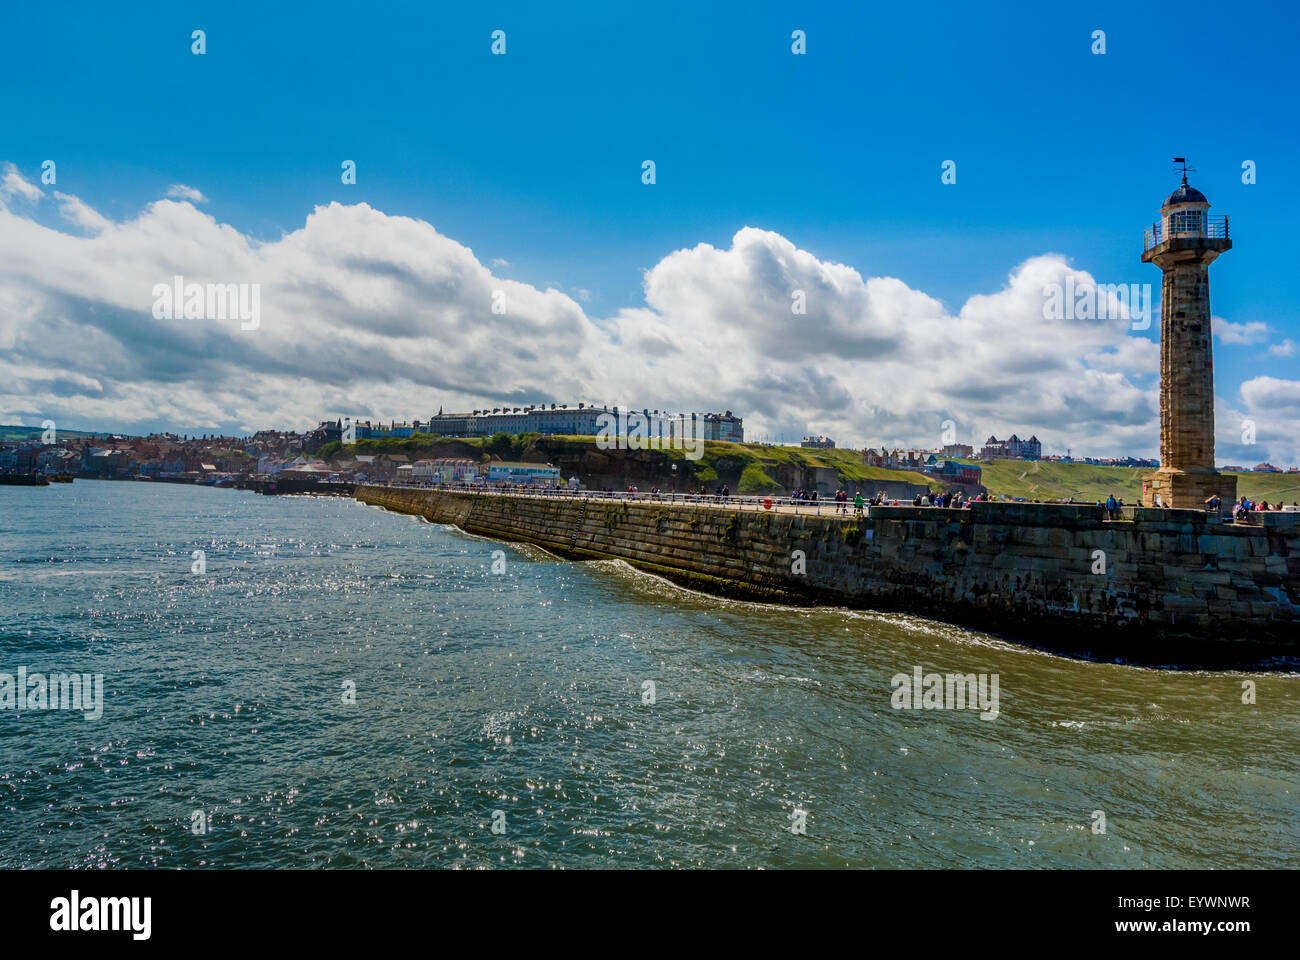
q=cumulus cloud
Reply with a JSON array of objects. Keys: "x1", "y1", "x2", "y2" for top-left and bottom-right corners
[
  {"x1": 603, "y1": 231, "x2": 1162, "y2": 451},
  {"x1": 1214, "y1": 377, "x2": 1300, "y2": 469},
  {"x1": 165, "y1": 184, "x2": 208, "y2": 203},
  {"x1": 1216, "y1": 318, "x2": 1270, "y2": 345},
  {"x1": 53, "y1": 191, "x2": 110, "y2": 234},
  {"x1": 1240, "y1": 377, "x2": 1300, "y2": 413},
  {"x1": 1, "y1": 178, "x2": 1294, "y2": 465},
  {"x1": 1269, "y1": 339, "x2": 1296, "y2": 357},
  {"x1": 0, "y1": 163, "x2": 43, "y2": 205}
]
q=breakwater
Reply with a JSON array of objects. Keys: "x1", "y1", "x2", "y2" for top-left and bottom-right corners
[{"x1": 355, "y1": 486, "x2": 1299, "y2": 666}]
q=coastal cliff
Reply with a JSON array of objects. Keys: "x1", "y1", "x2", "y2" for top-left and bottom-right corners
[{"x1": 355, "y1": 486, "x2": 1299, "y2": 666}]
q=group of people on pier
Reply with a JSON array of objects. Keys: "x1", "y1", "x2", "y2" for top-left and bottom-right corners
[{"x1": 1230, "y1": 495, "x2": 1294, "y2": 520}]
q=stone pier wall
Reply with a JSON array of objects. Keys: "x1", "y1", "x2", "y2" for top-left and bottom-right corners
[{"x1": 355, "y1": 486, "x2": 1299, "y2": 665}]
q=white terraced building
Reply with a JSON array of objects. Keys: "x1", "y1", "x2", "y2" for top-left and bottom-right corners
[{"x1": 427, "y1": 403, "x2": 743, "y2": 442}]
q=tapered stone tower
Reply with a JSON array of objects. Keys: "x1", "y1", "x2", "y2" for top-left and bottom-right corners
[{"x1": 1140, "y1": 174, "x2": 1236, "y2": 511}]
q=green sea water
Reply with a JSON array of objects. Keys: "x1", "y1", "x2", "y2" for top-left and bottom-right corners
[{"x1": 0, "y1": 480, "x2": 1295, "y2": 868}]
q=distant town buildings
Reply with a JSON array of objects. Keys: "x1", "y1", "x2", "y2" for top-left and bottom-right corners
[
  {"x1": 1222, "y1": 463, "x2": 1296, "y2": 474},
  {"x1": 308, "y1": 404, "x2": 745, "y2": 445},
  {"x1": 979, "y1": 434, "x2": 1042, "y2": 460},
  {"x1": 858, "y1": 447, "x2": 981, "y2": 487},
  {"x1": 862, "y1": 447, "x2": 936, "y2": 470},
  {"x1": 0, "y1": 430, "x2": 278, "y2": 482},
  {"x1": 423, "y1": 404, "x2": 744, "y2": 443},
  {"x1": 1052, "y1": 455, "x2": 1159, "y2": 468},
  {"x1": 412, "y1": 458, "x2": 479, "y2": 483},
  {"x1": 861, "y1": 435, "x2": 1154, "y2": 468},
  {"x1": 2, "y1": 412, "x2": 1292, "y2": 488},
  {"x1": 426, "y1": 404, "x2": 609, "y2": 438}
]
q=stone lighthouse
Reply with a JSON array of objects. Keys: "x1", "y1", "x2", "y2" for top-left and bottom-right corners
[{"x1": 1140, "y1": 172, "x2": 1236, "y2": 511}]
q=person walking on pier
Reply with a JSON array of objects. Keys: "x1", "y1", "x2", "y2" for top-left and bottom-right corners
[
  {"x1": 1105, "y1": 494, "x2": 1118, "y2": 520},
  {"x1": 853, "y1": 491, "x2": 864, "y2": 517}
]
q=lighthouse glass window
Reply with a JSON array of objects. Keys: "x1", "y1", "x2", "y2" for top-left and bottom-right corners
[{"x1": 1169, "y1": 209, "x2": 1204, "y2": 236}]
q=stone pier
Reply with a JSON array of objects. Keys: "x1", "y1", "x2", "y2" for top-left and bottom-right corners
[{"x1": 355, "y1": 486, "x2": 1299, "y2": 666}]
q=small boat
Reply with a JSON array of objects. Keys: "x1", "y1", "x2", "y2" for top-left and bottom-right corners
[{"x1": 49, "y1": 474, "x2": 75, "y2": 483}]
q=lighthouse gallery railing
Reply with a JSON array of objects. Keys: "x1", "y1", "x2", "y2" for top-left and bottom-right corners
[{"x1": 1144, "y1": 215, "x2": 1229, "y2": 252}]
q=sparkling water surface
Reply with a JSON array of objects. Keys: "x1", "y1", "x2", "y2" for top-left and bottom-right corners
[{"x1": 0, "y1": 481, "x2": 1295, "y2": 868}]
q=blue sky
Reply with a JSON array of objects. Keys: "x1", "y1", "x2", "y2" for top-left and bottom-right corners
[{"x1": 1, "y1": 0, "x2": 1297, "y2": 462}]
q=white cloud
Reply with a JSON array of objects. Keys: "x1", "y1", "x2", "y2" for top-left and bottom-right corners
[
  {"x1": 165, "y1": 184, "x2": 208, "y2": 204},
  {"x1": 1268, "y1": 339, "x2": 1296, "y2": 357},
  {"x1": 1216, "y1": 318, "x2": 1269, "y2": 345},
  {"x1": 0, "y1": 163, "x2": 43, "y2": 205},
  {"x1": 1218, "y1": 378, "x2": 1300, "y2": 469},
  {"x1": 1085, "y1": 336, "x2": 1158, "y2": 374},
  {"x1": 1, "y1": 181, "x2": 1289, "y2": 464},
  {"x1": 1240, "y1": 376, "x2": 1300, "y2": 413},
  {"x1": 53, "y1": 191, "x2": 110, "y2": 234}
]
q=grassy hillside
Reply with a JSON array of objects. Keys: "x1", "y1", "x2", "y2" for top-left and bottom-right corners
[
  {"x1": 1234, "y1": 472, "x2": 1300, "y2": 503},
  {"x1": 964, "y1": 458, "x2": 1300, "y2": 503},
  {"x1": 314, "y1": 433, "x2": 1297, "y2": 501},
  {"x1": 679, "y1": 442, "x2": 935, "y2": 490},
  {"x1": 317, "y1": 433, "x2": 937, "y2": 492},
  {"x1": 700, "y1": 447, "x2": 1297, "y2": 502},
  {"x1": 317, "y1": 433, "x2": 514, "y2": 461},
  {"x1": 964, "y1": 459, "x2": 1146, "y2": 502}
]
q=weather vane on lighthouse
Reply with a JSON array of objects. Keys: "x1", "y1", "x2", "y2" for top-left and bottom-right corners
[{"x1": 1172, "y1": 156, "x2": 1196, "y2": 183}]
